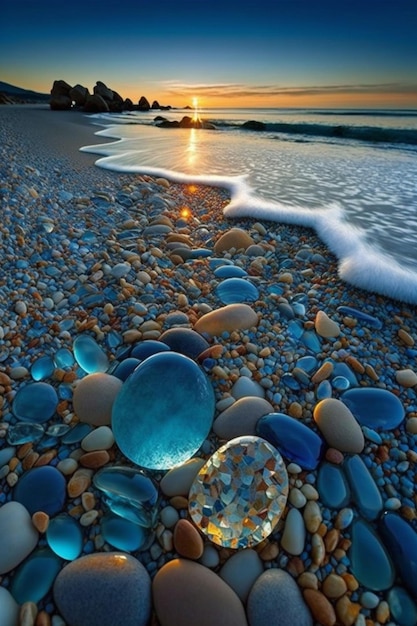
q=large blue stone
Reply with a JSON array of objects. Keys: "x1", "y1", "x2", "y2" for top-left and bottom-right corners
[
  {"x1": 13, "y1": 382, "x2": 58, "y2": 424},
  {"x1": 341, "y1": 388, "x2": 405, "y2": 430},
  {"x1": 350, "y1": 518, "x2": 395, "y2": 591},
  {"x1": 101, "y1": 513, "x2": 149, "y2": 551},
  {"x1": 112, "y1": 352, "x2": 215, "y2": 470},
  {"x1": 130, "y1": 340, "x2": 170, "y2": 361},
  {"x1": 256, "y1": 413, "x2": 325, "y2": 470},
  {"x1": 387, "y1": 586, "x2": 417, "y2": 626},
  {"x1": 215, "y1": 277, "x2": 259, "y2": 305},
  {"x1": 378, "y1": 512, "x2": 417, "y2": 600},
  {"x1": 10, "y1": 547, "x2": 62, "y2": 604},
  {"x1": 159, "y1": 328, "x2": 209, "y2": 359},
  {"x1": 13, "y1": 466, "x2": 66, "y2": 516},
  {"x1": 317, "y1": 462, "x2": 350, "y2": 509},
  {"x1": 343, "y1": 455, "x2": 383, "y2": 521}
]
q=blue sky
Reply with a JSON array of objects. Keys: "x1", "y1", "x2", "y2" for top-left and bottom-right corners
[{"x1": 1, "y1": 0, "x2": 416, "y2": 107}]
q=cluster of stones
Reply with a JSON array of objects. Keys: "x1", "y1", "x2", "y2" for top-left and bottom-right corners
[
  {"x1": 49, "y1": 79, "x2": 172, "y2": 113},
  {"x1": 0, "y1": 148, "x2": 417, "y2": 626}
]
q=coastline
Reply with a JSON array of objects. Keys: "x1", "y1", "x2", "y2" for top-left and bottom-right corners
[{"x1": 1, "y1": 104, "x2": 417, "y2": 626}]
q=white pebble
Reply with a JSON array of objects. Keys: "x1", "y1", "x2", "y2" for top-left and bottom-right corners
[
  {"x1": 14, "y1": 300, "x2": 27, "y2": 315},
  {"x1": 281, "y1": 508, "x2": 305, "y2": 555},
  {"x1": 81, "y1": 426, "x2": 114, "y2": 451},
  {"x1": 56, "y1": 458, "x2": 78, "y2": 475},
  {"x1": 288, "y1": 488, "x2": 307, "y2": 508}
]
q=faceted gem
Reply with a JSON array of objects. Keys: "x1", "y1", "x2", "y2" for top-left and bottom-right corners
[
  {"x1": 256, "y1": 413, "x2": 325, "y2": 470},
  {"x1": 13, "y1": 466, "x2": 66, "y2": 516},
  {"x1": 101, "y1": 513, "x2": 149, "y2": 551},
  {"x1": 112, "y1": 352, "x2": 215, "y2": 470},
  {"x1": 341, "y1": 388, "x2": 405, "y2": 430},
  {"x1": 46, "y1": 514, "x2": 83, "y2": 560},
  {"x1": 350, "y1": 519, "x2": 395, "y2": 591},
  {"x1": 12, "y1": 382, "x2": 58, "y2": 424},
  {"x1": 10, "y1": 547, "x2": 62, "y2": 604},
  {"x1": 215, "y1": 277, "x2": 259, "y2": 305},
  {"x1": 343, "y1": 455, "x2": 382, "y2": 521},
  {"x1": 93, "y1": 466, "x2": 158, "y2": 528},
  {"x1": 188, "y1": 436, "x2": 288, "y2": 549},
  {"x1": 73, "y1": 334, "x2": 109, "y2": 374},
  {"x1": 317, "y1": 462, "x2": 350, "y2": 509},
  {"x1": 378, "y1": 512, "x2": 417, "y2": 600}
]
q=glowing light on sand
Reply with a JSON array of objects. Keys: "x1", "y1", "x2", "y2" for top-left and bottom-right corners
[{"x1": 180, "y1": 206, "x2": 192, "y2": 219}]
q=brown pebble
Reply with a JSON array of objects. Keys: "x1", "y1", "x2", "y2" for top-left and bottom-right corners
[
  {"x1": 322, "y1": 573, "x2": 347, "y2": 598},
  {"x1": 169, "y1": 496, "x2": 189, "y2": 509},
  {"x1": 303, "y1": 589, "x2": 336, "y2": 626},
  {"x1": 324, "y1": 528, "x2": 340, "y2": 553},
  {"x1": 81, "y1": 491, "x2": 96, "y2": 511},
  {"x1": 341, "y1": 573, "x2": 359, "y2": 591},
  {"x1": 0, "y1": 372, "x2": 11, "y2": 386},
  {"x1": 312, "y1": 361, "x2": 333, "y2": 384},
  {"x1": 287, "y1": 556, "x2": 305, "y2": 576},
  {"x1": 22, "y1": 450, "x2": 40, "y2": 470},
  {"x1": 173, "y1": 519, "x2": 204, "y2": 560},
  {"x1": 258, "y1": 540, "x2": 279, "y2": 561},
  {"x1": 288, "y1": 401, "x2": 303, "y2": 418},
  {"x1": 34, "y1": 450, "x2": 57, "y2": 467},
  {"x1": 17, "y1": 442, "x2": 33, "y2": 459},
  {"x1": 364, "y1": 363, "x2": 379, "y2": 381},
  {"x1": 335, "y1": 595, "x2": 361, "y2": 626},
  {"x1": 35, "y1": 610, "x2": 51, "y2": 626},
  {"x1": 32, "y1": 511, "x2": 50, "y2": 534},
  {"x1": 67, "y1": 468, "x2": 93, "y2": 498},
  {"x1": 398, "y1": 328, "x2": 414, "y2": 346},
  {"x1": 79, "y1": 450, "x2": 110, "y2": 469},
  {"x1": 19, "y1": 601, "x2": 38, "y2": 626},
  {"x1": 9, "y1": 456, "x2": 20, "y2": 472},
  {"x1": 325, "y1": 448, "x2": 345, "y2": 464},
  {"x1": 345, "y1": 355, "x2": 365, "y2": 374}
]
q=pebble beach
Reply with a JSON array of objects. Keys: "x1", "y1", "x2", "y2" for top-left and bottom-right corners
[{"x1": 1, "y1": 105, "x2": 417, "y2": 626}]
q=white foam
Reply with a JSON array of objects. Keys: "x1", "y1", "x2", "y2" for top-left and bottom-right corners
[{"x1": 80, "y1": 123, "x2": 417, "y2": 305}]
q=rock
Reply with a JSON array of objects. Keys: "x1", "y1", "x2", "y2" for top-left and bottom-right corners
[
  {"x1": 0, "y1": 501, "x2": 39, "y2": 574},
  {"x1": 322, "y1": 574, "x2": 347, "y2": 598},
  {"x1": 247, "y1": 568, "x2": 313, "y2": 626},
  {"x1": 69, "y1": 84, "x2": 89, "y2": 106},
  {"x1": 0, "y1": 587, "x2": 19, "y2": 626},
  {"x1": 194, "y1": 304, "x2": 258, "y2": 336},
  {"x1": 138, "y1": 96, "x2": 150, "y2": 111},
  {"x1": 151, "y1": 100, "x2": 160, "y2": 109},
  {"x1": 315, "y1": 310, "x2": 341, "y2": 338},
  {"x1": 94, "y1": 81, "x2": 114, "y2": 101},
  {"x1": 152, "y1": 558, "x2": 248, "y2": 626},
  {"x1": 231, "y1": 376, "x2": 265, "y2": 400},
  {"x1": 173, "y1": 519, "x2": 204, "y2": 559},
  {"x1": 281, "y1": 507, "x2": 306, "y2": 555},
  {"x1": 241, "y1": 120, "x2": 266, "y2": 131},
  {"x1": 219, "y1": 549, "x2": 263, "y2": 603},
  {"x1": 50, "y1": 79, "x2": 72, "y2": 109},
  {"x1": 303, "y1": 589, "x2": 337, "y2": 626},
  {"x1": 395, "y1": 368, "x2": 417, "y2": 387},
  {"x1": 53, "y1": 552, "x2": 151, "y2": 626},
  {"x1": 73, "y1": 373, "x2": 123, "y2": 426},
  {"x1": 81, "y1": 425, "x2": 114, "y2": 451},
  {"x1": 313, "y1": 398, "x2": 364, "y2": 453},
  {"x1": 84, "y1": 94, "x2": 110, "y2": 113},
  {"x1": 214, "y1": 228, "x2": 254, "y2": 253},
  {"x1": 160, "y1": 457, "x2": 206, "y2": 496},
  {"x1": 213, "y1": 397, "x2": 274, "y2": 439}
]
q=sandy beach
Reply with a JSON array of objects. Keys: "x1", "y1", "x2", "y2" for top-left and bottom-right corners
[{"x1": 1, "y1": 104, "x2": 417, "y2": 626}]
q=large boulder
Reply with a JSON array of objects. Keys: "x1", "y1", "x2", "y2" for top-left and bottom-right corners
[
  {"x1": 69, "y1": 84, "x2": 89, "y2": 107},
  {"x1": 138, "y1": 96, "x2": 150, "y2": 111},
  {"x1": 50, "y1": 79, "x2": 72, "y2": 110},
  {"x1": 124, "y1": 98, "x2": 134, "y2": 111},
  {"x1": 242, "y1": 120, "x2": 266, "y2": 131},
  {"x1": 94, "y1": 81, "x2": 114, "y2": 101},
  {"x1": 84, "y1": 94, "x2": 110, "y2": 113},
  {"x1": 151, "y1": 100, "x2": 160, "y2": 109}
]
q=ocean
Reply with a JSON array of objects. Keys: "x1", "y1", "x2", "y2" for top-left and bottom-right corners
[{"x1": 80, "y1": 107, "x2": 417, "y2": 305}]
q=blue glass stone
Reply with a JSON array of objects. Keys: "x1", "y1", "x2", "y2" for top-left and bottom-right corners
[
  {"x1": 46, "y1": 514, "x2": 83, "y2": 560},
  {"x1": 13, "y1": 382, "x2": 58, "y2": 424},
  {"x1": 287, "y1": 320, "x2": 304, "y2": 339},
  {"x1": 158, "y1": 328, "x2": 209, "y2": 360},
  {"x1": 101, "y1": 513, "x2": 149, "y2": 551},
  {"x1": 112, "y1": 352, "x2": 215, "y2": 470},
  {"x1": 350, "y1": 519, "x2": 395, "y2": 591},
  {"x1": 387, "y1": 586, "x2": 417, "y2": 626},
  {"x1": 215, "y1": 278, "x2": 259, "y2": 305},
  {"x1": 292, "y1": 302, "x2": 306, "y2": 316},
  {"x1": 61, "y1": 422, "x2": 92, "y2": 444},
  {"x1": 130, "y1": 340, "x2": 170, "y2": 360},
  {"x1": 281, "y1": 373, "x2": 301, "y2": 391},
  {"x1": 93, "y1": 466, "x2": 158, "y2": 527},
  {"x1": 316, "y1": 380, "x2": 332, "y2": 400},
  {"x1": 111, "y1": 358, "x2": 141, "y2": 381},
  {"x1": 292, "y1": 367, "x2": 310, "y2": 387},
  {"x1": 337, "y1": 306, "x2": 382, "y2": 329},
  {"x1": 10, "y1": 547, "x2": 62, "y2": 604},
  {"x1": 301, "y1": 331, "x2": 321, "y2": 353},
  {"x1": 214, "y1": 265, "x2": 248, "y2": 278},
  {"x1": 73, "y1": 335, "x2": 109, "y2": 374},
  {"x1": 267, "y1": 283, "x2": 284, "y2": 296},
  {"x1": 6, "y1": 422, "x2": 45, "y2": 445},
  {"x1": 13, "y1": 466, "x2": 66, "y2": 516},
  {"x1": 54, "y1": 347, "x2": 75, "y2": 369},
  {"x1": 378, "y1": 512, "x2": 417, "y2": 599},
  {"x1": 343, "y1": 455, "x2": 383, "y2": 521},
  {"x1": 106, "y1": 329, "x2": 123, "y2": 349},
  {"x1": 209, "y1": 258, "x2": 233, "y2": 269},
  {"x1": 341, "y1": 388, "x2": 405, "y2": 430},
  {"x1": 317, "y1": 462, "x2": 350, "y2": 508},
  {"x1": 332, "y1": 376, "x2": 350, "y2": 391},
  {"x1": 296, "y1": 356, "x2": 318, "y2": 373},
  {"x1": 31, "y1": 356, "x2": 55, "y2": 381},
  {"x1": 277, "y1": 303, "x2": 295, "y2": 319},
  {"x1": 256, "y1": 413, "x2": 325, "y2": 470},
  {"x1": 329, "y1": 361, "x2": 358, "y2": 387}
]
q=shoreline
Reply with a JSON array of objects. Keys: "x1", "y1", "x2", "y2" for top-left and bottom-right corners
[{"x1": 1, "y1": 104, "x2": 417, "y2": 626}]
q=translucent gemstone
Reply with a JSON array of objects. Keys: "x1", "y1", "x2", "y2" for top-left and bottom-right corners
[
  {"x1": 101, "y1": 513, "x2": 149, "y2": 551},
  {"x1": 130, "y1": 340, "x2": 171, "y2": 361},
  {"x1": 93, "y1": 466, "x2": 158, "y2": 528},
  {"x1": 301, "y1": 330, "x2": 321, "y2": 353},
  {"x1": 350, "y1": 519, "x2": 395, "y2": 591},
  {"x1": 343, "y1": 455, "x2": 383, "y2": 521},
  {"x1": 61, "y1": 422, "x2": 92, "y2": 444},
  {"x1": 189, "y1": 436, "x2": 288, "y2": 549},
  {"x1": 256, "y1": 413, "x2": 325, "y2": 470},
  {"x1": 112, "y1": 352, "x2": 215, "y2": 470},
  {"x1": 387, "y1": 586, "x2": 417, "y2": 626},
  {"x1": 73, "y1": 335, "x2": 109, "y2": 374},
  {"x1": 332, "y1": 375, "x2": 350, "y2": 391},
  {"x1": 13, "y1": 382, "x2": 58, "y2": 424},
  {"x1": 214, "y1": 265, "x2": 248, "y2": 278},
  {"x1": 317, "y1": 462, "x2": 350, "y2": 509},
  {"x1": 10, "y1": 547, "x2": 62, "y2": 604},
  {"x1": 30, "y1": 356, "x2": 55, "y2": 381},
  {"x1": 215, "y1": 278, "x2": 259, "y2": 305},
  {"x1": 378, "y1": 512, "x2": 417, "y2": 599},
  {"x1": 46, "y1": 514, "x2": 83, "y2": 560},
  {"x1": 341, "y1": 388, "x2": 405, "y2": 430},
  {"x1": 54, "y1": 347, "x2": 75, "y2": 369},
  {"x1": 46, "y1": 424, "x2": 71, "y2": 437},
  {"x1": 287, "y1": 320, "x2": 304, "y2": 339},
  {"x1": 6, "y1": 422, "x2": 45, "y2": 445},
  {"x1": 13, "y1": 466, "x2": 66, "y2": 516}
]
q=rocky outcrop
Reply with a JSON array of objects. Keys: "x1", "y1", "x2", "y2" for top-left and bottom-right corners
[
  {"x1": 50, "y1": 80, "x2": 73, "y2": 110},
  {"x1": 138, "y1": 96, "x2": 151, "y2": 111},
  {"x1": 241, "y1": 120, "x2": 266, "y2": 131},
  {"x1": 156, "y1": 116, "x2": 216, "y2": 130},
  {"x1": 69, "y1": 84, "x2": 89, "y2": 107},
  {"x1": 84, "y1": 94, "x2": 110, "y2": 113}
]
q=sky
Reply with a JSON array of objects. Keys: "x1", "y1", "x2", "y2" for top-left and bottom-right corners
[{"x1": 1, "y1": 0, "x2": 416, "y2": 109}]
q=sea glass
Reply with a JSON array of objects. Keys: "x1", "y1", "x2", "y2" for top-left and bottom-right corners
[
  {"x1": 341, "y1": 388, "x2": 405, "y2": 430},
  {"x1": 13, "y1": 382, "x2": 58, "y2": 424},
  {"x1": 317, "y1": 462, "x2": 350, "y2": 508},
  {"x1": 337, "y1": 306, "x2": 382, "y2": 329},
  {"x1": 378, "y1": 512, "x2": 417, "y2": 599},
  {"x1": 301, "y1": 330, "x2": 321, "y2": 353},
  {"x1": 256, "y1": 412, "x2": 325, "y2": 470},
  {"x1": 54, "y1": 347, "x2": 75, "y2": 369},
  {"x1": 387, "y1": 587, "x2": 417, "y2": 626},
  {"x1": 13, "y1": 466, "x2": 66, "y2": 516},
  {"x1": 46, "y1": 514, "x2": 83, "y2": 560},
  {"x1": 189, "y1": 436, "x2": 288, "y2": 549},
  {"x1": 101, "y1": 513, "x2": 149, "y2": 551},
  {"x1": 112, "y1": 352, "x2": 215, "y2": 470},
  {"x1": 30, "y1": 356, "x2": 55, "y2": 381},
  {"x1": 73, "y1": 334, "x2": 109, "y2": 374},
  {"x1": 350, "y1": 519, "x2": 395, "y2": 591},
  {"x1": 10, "y1": 547, "x2": 62, "y2": 604},
  {"x1": 215, "y1": 278, "x2": 259, "y2": 304},
  {"x1": 6, "y1": 422, "x2": 45, "y2": 445},
  {"x1": 61, "y1": 422, "x2": 92, "y2": 444},
  {"x1": 343, "y1": 455, "x2": 382, "y2": 520},
  {"x1": 214, "y1": 265, "x2": 248, "y2": 278}
]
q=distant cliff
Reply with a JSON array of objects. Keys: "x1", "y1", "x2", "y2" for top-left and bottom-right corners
[{"x1": 0, "y1": 81, "x2": 50, "y2": 104}]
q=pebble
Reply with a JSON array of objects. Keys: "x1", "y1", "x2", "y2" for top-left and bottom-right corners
[
  {"x1": 313, "y1": 398, "x2": 364, "y2": 453},
  {"x1": 219, "y1": 549, "x2": 264, "y2": 603},
  {"x1": 194, "y1": 303, "x2": 258, "y2": 335},
  {"x1": 213, "y1": 396, "x2": 274, "y2": 439},
  {"x1": 0, "y1": 587, "x2": 20, "y2": 626},
  {"x1": 153, "y1": 558, "x2": 248, "y2": 626},
  {"x1": 213, "y1": 227, "x2": 254, "y2": 253},
  {"x1": 160, "y1": 457, "x2": 206, "y2": 496},
  {"x1": 395, "y1": 368, "x2": 417, "y2": 387},
  {"x1": 315, "y1": 310, "x2": 340, "y2": 338},
  {"x1": 281, "y1": 507, "x2": 306, "y2": 555},
  {"x1": 72, "y1": 373, "x2": 123, "y2": 426},
  {"x1": 81, "y1": 426, "x2": 115, "y2": 451},
  {"x1": 173, "y1": 519, "x2": 204, "y2": 559},
  {"x1": 303, "y1": 589, "x2": 337, "y2": 626}
]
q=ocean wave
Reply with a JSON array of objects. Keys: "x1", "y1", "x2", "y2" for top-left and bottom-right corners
[{"x1": 263, "y1": 122, "x2": 417, "y2": 145}]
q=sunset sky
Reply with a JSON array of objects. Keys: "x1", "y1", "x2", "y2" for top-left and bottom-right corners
[{"x1": 1, "y1": 0, "x2": 416, "y2": 109}]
